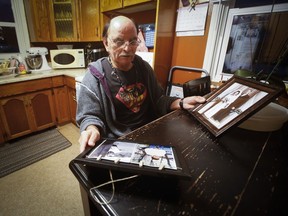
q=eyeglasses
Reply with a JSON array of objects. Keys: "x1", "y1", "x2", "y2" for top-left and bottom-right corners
[{"x1": 108, "y1": 37, "x2": 141, "y2": 48}]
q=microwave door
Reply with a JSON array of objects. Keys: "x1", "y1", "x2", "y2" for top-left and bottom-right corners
[{"x1": 53, "y1": 53, "x2": 75, "y2": 66}]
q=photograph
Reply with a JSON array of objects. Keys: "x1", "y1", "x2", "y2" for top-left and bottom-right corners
[
  {"x1": 190, "y1": 76, "x2": 283, "y2": 136},
  {"x1": 222, "y1": 13, "x2": 270, "y2": 74},
  {"x1": 198, "y1": 82, "x2": 266, "y2": 129},
  {"x1": 130, "y1": 144, "x2": 177, "y2": 170},
  {"x1": 87, "y1": 140, "x2": 137, "y2": 163},
  {"x1": 87, "y1": 140, "x2": 178, "y2": 170}
]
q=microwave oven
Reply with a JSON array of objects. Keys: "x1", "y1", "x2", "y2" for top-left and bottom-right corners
[{"x1": 50, "y1": 49, "x2": 85, "y2": 69}]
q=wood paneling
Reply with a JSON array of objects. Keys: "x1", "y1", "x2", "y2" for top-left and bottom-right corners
[
  {"x1": 153, "y1": 0, "x2": 178, "y2": 88},
  {"x1": 171, "y1": 3, "x2": 212, "y2": 80},
  {"x1": 126, "y1": 9, "x2": 156, "y2": 24}
]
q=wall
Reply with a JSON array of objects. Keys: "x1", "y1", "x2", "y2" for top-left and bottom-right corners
[{"x1": 170, "y1": 2, "x2": 212, "y2": 84}]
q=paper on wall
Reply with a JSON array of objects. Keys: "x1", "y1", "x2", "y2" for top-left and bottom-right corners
[{"x1": 176, "y1": 3, "x2": 209, "y2": 36}]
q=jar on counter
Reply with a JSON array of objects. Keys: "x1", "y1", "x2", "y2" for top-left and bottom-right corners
[{"x1": 18, "y1": 62, "x2": 27, "y2": 74}]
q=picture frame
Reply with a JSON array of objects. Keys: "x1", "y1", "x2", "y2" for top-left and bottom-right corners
[
  {"x1": 72, "y1": 139, "x2": 192, "y2": 180},
  {"x1": 189, "y1": 75, "x2": 283, "y2": 137}
]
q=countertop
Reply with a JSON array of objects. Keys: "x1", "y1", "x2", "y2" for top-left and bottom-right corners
[{"x1": 0, "y1": 68, "x2": 87, "y2": 85}]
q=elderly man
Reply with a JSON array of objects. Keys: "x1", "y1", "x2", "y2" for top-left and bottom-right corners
[{"x1": 77, "y1": 16, "x2": 205, "y2": 152}]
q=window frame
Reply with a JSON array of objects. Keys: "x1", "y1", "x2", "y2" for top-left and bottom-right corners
[
  {"x1": 0, "y1": 0, "x2": 30, "y2": 61},
  {"x1": 203, "y1": 2, "x2": 288, "y2": 82}
]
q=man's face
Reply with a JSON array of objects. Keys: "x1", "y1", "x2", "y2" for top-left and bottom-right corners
[{"x1": 104, "y1": 19, "x2": 138, "y2": 70}]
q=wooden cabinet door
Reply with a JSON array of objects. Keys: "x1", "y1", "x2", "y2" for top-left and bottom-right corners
[
  {"x1": 24, "y1": 0, "x2": 51, "y2": 42},
  {"x1": 0, "y1": 95, "x2": 33, "y2": 140},
  {"x1": 49, "y1": 0, "x2": 78, "y2": 41},
  {"x1": 78, "y1": 0, "x2": 101, "y2": 41},
  {"x1": 53, "y1": 86, "x2": 71, "y2": 125},
  {"x1": 67, "y1": 87, "x2": 77, "y2": 125},
  {"x1": 123, "y1": 0, "x2": 153, "y2": 7},
  {"x1": 65, "y1": 76, "x2": 77, "y2": 125},
  {"x1": 101, "y1": 0, "x2": 122, "y2": 12},
  {"x1": 0, "y1": 89, "x2": 57, "y2": 140},
  {"x1": 28, "y1": 90, "x2": 56, "y2": 131}
]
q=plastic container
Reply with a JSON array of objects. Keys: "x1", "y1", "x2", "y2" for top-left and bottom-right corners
[{"x1": 238, "y1": 102, "x2": 288, "y2": 132}]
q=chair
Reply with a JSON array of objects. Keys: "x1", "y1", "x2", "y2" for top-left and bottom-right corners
[{"x1": 166, "y1": 66, "x2": 211, "y2": 97}]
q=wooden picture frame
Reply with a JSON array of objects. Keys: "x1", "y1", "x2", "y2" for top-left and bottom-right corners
[
  {"x1": 72, "y1": 139, "x2": 192, "y2": 180},
  {"x1": 189, "y1": 76, "x2": 283, "y2": 137}
]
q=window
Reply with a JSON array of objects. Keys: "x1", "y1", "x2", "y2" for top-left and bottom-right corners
[
  {"x1": 0, "y1": 0, "x2": 30, "y2": 61},
  {"x1": 203, "y1": 1, "x2": 288, "y2": 82}
]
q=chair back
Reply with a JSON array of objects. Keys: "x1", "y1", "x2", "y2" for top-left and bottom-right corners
[
  {"x1": 183, "y1": 76, "x2": 211, "y2": 97},
  {"x1": 166, "y1": 66, "x2": 210, "y2": 97}
]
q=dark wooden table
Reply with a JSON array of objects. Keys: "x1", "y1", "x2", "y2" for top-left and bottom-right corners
[{"x1": 70, "y1": 110, "x2": 288, "y2": 216}]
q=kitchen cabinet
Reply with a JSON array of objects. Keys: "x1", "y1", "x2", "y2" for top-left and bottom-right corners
[
  {"x1": 78, "y1": 0, "x2": 101, "y2": 41},
  {"x1": 49, "y1": 0, "x2": 78, "y2": 41},
  {"x1": 68, "y1": 87, "x2": 77, "y2": 125},
  {"x1": 25, "y1": 0, "x2": 101, "y2": 42},
  {"x1": 65, "y1": 76, "x2": 77, "y2": 125},
  {"x1": 0, "y1": 77, "x2": 61, "y2": 143},
  {"x1": 0, "y1": 75, "x2": 80, "y2": 143},
  {"x1": 24, "y1": 0, "x2": 51, "y2": 42},
  {"x1": 101, "y1": 0, "x2": 154, "y2": 12},
  {"x1": 124, "y1": 0, "x2": 154, "y2": 7},
  {"x1": 52, "y1": 76, "x2": 71, "y2": 125},
  {"x1": 0, "y1": 90, "x2": 56, "y2": 140},
  {"x1": 100, "y1": 0, "x2": 122, "y2": 12},
  {"x1": 53, "y1": 86, "x2": 71, "y2": 124}
]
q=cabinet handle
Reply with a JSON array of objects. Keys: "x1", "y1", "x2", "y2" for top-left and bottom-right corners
[{"x1": 72, "y1": 96, "x2": 77, "y2": 102}]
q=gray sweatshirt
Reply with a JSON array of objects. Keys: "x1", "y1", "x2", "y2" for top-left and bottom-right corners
[{"x1": 76, "y1": 55, "x2": 177, "y2": 138}]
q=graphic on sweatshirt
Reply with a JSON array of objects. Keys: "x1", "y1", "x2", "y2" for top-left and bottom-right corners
[{"x1": 116, "y1": 82, "x2": 147, "y2": 113}]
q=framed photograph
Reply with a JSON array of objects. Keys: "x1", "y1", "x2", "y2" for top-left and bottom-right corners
[
  {"x1": 72, "y1": 139, "x2": 192, "y2": 180},
  {"x1": 189, "y1": 76, "x2": 283, "y2": 137}
]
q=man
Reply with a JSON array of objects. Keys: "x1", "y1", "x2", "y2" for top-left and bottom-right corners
[
  {"x1": 77, "y1": 16, "x2": 205, "y2": 152},
  {"x1": 212, "y1": 88, "x2": 259, "y2": 123},
  {"x1": 204, "y1": 90, "x2": 242, "y2": 119}
]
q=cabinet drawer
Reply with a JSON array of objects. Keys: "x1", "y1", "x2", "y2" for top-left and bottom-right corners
[{"x1": 0, "y1": 78, "x2": 53, "y2": 98}]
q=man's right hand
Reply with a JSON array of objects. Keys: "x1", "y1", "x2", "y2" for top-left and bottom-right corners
[{"x1": 79, "y1": 125, "x2": 101, "y2": 153}]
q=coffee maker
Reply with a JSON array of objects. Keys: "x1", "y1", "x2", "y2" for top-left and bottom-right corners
[{"x1": 26, "y1": 47, "x2": 51, "y2": 71}]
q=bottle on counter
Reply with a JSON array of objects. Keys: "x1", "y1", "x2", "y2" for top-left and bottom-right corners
[
  {"x1": 18, "y1": 62, "x2": 27, "y2": 74},
  {"x1": 16, "y1": 55, "x2": 27, "y2": 74}
]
